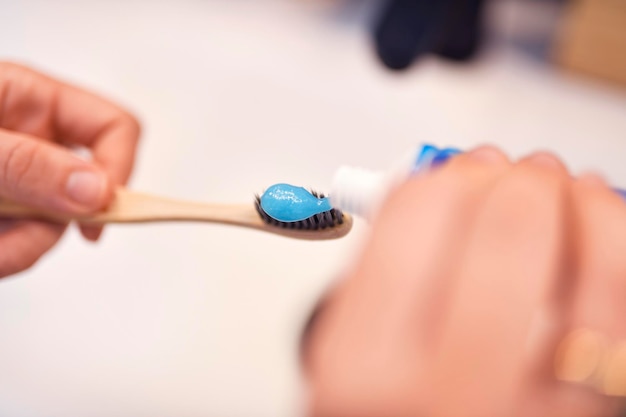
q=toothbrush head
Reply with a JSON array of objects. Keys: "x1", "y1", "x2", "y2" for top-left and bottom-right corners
[{"x1": 254, "y1": 190, "x2": 346, "y2": 230}]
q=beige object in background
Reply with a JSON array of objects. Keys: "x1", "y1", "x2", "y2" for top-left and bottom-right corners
[{"x1": 556, "y1": 0, "x2": 626, "y2": 87}]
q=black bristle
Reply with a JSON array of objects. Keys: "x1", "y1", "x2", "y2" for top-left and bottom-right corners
[{"x1": 254, "y1": 191, "x2": 345, "y2": 230}]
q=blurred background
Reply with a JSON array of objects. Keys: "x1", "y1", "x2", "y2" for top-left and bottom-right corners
[{"x1": 0, "y1": 0, "x2": 625, "y2": 416}]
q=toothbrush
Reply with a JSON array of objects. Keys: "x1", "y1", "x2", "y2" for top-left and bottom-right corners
[{"x1": 0, "y1": 188, "x2": 353, "y2": 241}]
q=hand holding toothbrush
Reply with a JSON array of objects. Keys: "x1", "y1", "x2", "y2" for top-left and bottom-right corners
[{"x1": 0, "y1": 62, "x2": 140, "y2": 277}]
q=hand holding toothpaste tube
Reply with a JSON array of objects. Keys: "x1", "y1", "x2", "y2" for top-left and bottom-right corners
[{"x1": 305, "y1": 146, "x2": 626, "y2": 417}]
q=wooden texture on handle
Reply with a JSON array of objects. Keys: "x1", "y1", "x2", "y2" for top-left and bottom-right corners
[{"x1": 0, "y1": 189, "x2": 353, "y2": 240}]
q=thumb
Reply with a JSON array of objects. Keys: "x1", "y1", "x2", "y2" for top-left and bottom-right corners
[{"x1": 0, "y1": 129, "x2": 113, "y2": 213}]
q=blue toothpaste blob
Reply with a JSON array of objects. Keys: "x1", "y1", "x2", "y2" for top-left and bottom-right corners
[{"x1": 260, "y1": 183, "x2": 332, "y2": 222}]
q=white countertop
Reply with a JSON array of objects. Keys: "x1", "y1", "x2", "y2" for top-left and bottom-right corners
[{"x1": 1, "y1": 1, "x2": 625, "y2": 416}]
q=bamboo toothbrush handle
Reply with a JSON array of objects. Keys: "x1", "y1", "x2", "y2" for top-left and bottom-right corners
[
  {"x1": 0, "y1": 188, "x2": 353, "y2": 240},
  {"x1": 0, "y1": 188, "x2": 259, "y2": 224}
]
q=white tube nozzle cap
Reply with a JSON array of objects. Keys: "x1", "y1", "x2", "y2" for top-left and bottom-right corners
[{"x1": 330, "y1": 166, "x2": 386, "y2": 219}]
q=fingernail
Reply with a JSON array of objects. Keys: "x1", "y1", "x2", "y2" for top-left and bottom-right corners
[
  {"x1": 527, "y1": 152, "x2": 563, "y2": 171},
  {"x1": 65, "y1": 171, "x2": 107, "y2": 208},
  {"x1": 81, "y1": 225, "x2": 104, "y2": 242},
  {"x1": 578, "y1": 172, "x2": 607, "y2": 188},
  {"x1": 468, "y1": 146, "x2": 505, "y2": 164}
]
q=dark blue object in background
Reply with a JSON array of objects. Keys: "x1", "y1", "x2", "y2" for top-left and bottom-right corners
[{"x1": 373, "y1": 0, "x2": 485, "y2": 70}]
